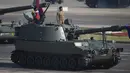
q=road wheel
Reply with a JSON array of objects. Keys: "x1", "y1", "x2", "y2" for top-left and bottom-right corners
[
  {"x1": 68, "y1": 58, "x2": 77, "y2": 70},
  {"x1": 59, "y1": 57, "x2": 68, "y2": 69},
  {"x1": 35, "y1": 56, "x2": 42, "y2": 67},
  {"x1": 19, "y1": 54, "x2": 26, "y2": 66},
  {"x1": 27, "y1": 56, "x2": 35, "y2": 67},
  {"x1": 11, "y1": 53, "x2": 19, "y2": 64},
  {"x1": 51, "y1": 56, "x2": 60, "y2": 69},
  {"x1": 42, "y1": 56, "x2": 51, "y2": 68}
]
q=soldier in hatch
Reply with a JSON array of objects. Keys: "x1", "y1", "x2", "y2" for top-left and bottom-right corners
[
  {"x1": 56, "y1": 6, "x2": 65, "y2": 24},
  {"x1": 32, "y1": 7, "x2": 40, "y2": 24},
  {"x1": 31, "y1": 0, "x2": 45, "y2": 24}
]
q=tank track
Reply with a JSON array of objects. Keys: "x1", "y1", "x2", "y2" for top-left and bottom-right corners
[{"x1": 11, "y1": 50, "x2": 92, "y2": 70}]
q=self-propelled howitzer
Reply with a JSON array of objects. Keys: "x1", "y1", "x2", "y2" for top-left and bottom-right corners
[{"x1": 11, "y1": 22, "x2": 125, "y2": 70}]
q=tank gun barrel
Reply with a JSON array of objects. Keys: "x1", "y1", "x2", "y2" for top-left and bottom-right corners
[
  {"x1": 74, "y1": 25, "x2": 128, "y2": 35},
  {"x1": 0, "y1": 27, "x2": 15, "y2": 33},
  {"x1": 0, "y1": 3, "x2": 47, "y2": 15}
]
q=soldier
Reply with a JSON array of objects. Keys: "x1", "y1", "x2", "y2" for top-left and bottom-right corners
[
  {"x1": 56, "y1": 6, "x2": 64, "y2": 24},
  {"x1": 39, "y1": 6, "x2": 45, "y2": 23},
  {"x1": 32, "y1": 0, "x2": 45, "y2": 24},
  {"x1": 32, "y1": 7, "x2": 41, "y2": 24}
]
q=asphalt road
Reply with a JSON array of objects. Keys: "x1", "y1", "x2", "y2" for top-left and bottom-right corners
[{"x1": 0, "y1": 43, "x2": 129, "y2": 73}]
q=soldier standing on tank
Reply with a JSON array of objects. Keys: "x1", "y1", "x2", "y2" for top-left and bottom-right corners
[{"x1": 56, "y1": 6, "x2": 64, "y2": 24}]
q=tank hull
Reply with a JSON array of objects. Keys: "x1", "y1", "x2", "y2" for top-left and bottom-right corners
[
  {"x1": 14, "y1": 40, "x2": 84, "y2": 55},
  {"x1": 11, "y1": 40, "x2": 120, "y2": 70}
]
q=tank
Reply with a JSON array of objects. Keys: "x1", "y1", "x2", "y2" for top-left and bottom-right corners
[
  {"x1": 10, "y1": 19, "x2": 126, "y2": 70},
  {"x1": 10, "y1": 3, "x2": 125, "y2": 70},
  {"x1": 0, "y1": 21, "x2": 19, "y2": 43},
  {"x1": 85, "y1": 0, "x2": 130, "y2": 8}
]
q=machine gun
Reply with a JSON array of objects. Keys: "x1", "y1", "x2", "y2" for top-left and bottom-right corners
[{"x1": 39, "y1": 2, "x2": 51, "y2": 24}]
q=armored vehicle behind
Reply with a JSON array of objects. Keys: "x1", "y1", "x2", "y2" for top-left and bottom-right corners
[
  {"x1": 0, "y1": 1, "x2": 48, "y2": 43},
  {"x1": 85, "y1": 0, "x2": 130, "y2": 8},
  {"x1": 0, "y1": 21, "x2": 19, "y2": 43}
]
